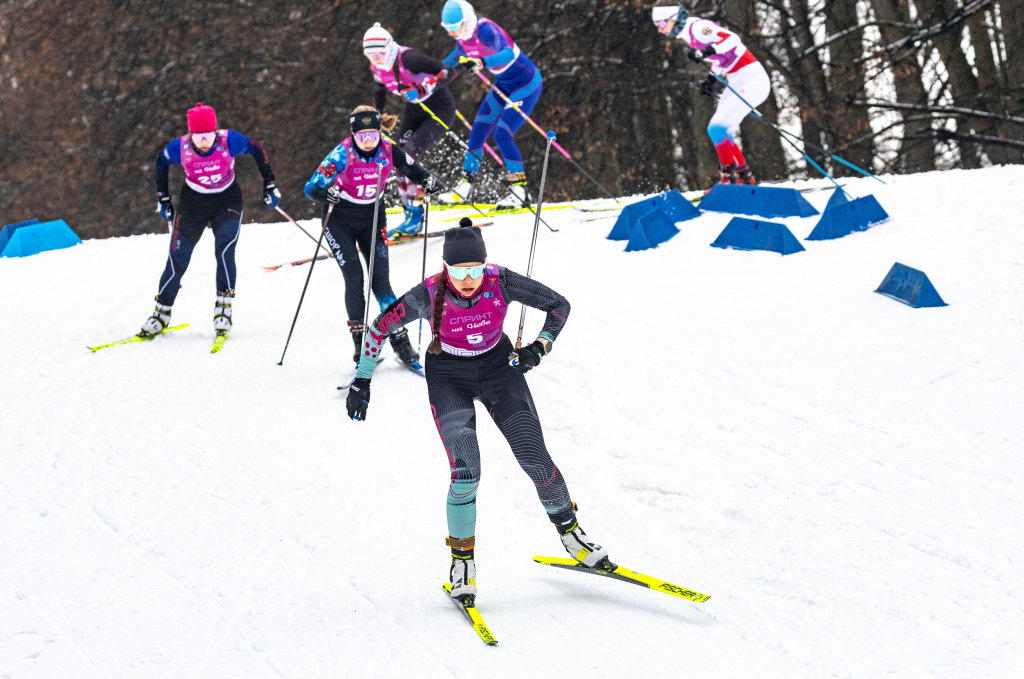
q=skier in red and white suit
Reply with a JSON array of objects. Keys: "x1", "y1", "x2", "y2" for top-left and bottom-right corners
[{"x1": 653, "y1": 2, "x2": 770, "y2": 185}]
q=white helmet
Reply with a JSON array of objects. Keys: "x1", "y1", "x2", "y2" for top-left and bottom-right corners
[{"x1": 362, "y1": 22, "x2": 398, "y2": 68}]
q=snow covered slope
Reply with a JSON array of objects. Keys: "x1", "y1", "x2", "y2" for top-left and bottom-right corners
[{"x1": 2, "y1": 167, "x2": 1023, "y2": 678}]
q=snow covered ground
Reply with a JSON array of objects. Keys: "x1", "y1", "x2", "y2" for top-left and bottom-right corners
[{"x1": 2, "y1": 166, "x2": 1023, "y2": 678}]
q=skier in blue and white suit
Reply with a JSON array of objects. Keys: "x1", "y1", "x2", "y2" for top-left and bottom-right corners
[{"x1": 440, "y1": 0, "x2": 541, "y2": 208}]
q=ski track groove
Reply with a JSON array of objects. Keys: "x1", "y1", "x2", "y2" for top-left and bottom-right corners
[{"x1": 0, "y1": 572, "x2": 106, "y2": 679}]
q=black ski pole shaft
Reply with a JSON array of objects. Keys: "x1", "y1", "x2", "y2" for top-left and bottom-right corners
[
  {"x1": 515, "y1": 131, "x2": 556, "y2": 350},
  {"x1": 278, "y1": 204, "x2": 333, "y2": 366},
  {"x1": 276, "y1": 206, "x2": 334, "y2": 256},
  {"x1": 561, "y1": 154, "x2": 619, "y2": 202},
  {"x1": 360, "y1": 160, "x2": 388, "y2": 347},
  {"x1": 418, "y1": 193, "x2": 431, "y2": 351}
]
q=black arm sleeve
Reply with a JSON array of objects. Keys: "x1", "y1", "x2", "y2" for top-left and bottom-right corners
[
  {"x1": 498, "y1": 268, "x2": 571, "y2": 342},
  {"x1": 374, "y1": 81, "x2": 388, "y2": 113},
  {"x1": 244, "y1": 138, "x2": 275, "y2": 185},
  {"x1": 155, "y1": 150, "x2": 170, "y2": 195},
  {"x1": 356, "y1": 282, "x2": 432, "y2": 379},
  {"x1": 392, "y1": 146, "x2": 431, "y2": 185},
  {"x1": 401, "y1": 49, "x2": 448, "y2": 77}
]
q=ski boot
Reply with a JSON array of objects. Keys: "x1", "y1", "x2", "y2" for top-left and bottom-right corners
[
  {"x1": 447, "y1": 536, "x2": 477, "y2": 602},
  {"x1": 140, "y1": 298, "x2": 173, "y2": 337},
  {"x1": 438, "y1": 172, "x2": 476, "y2": 204},
  {"x1": 349, "y1": 322, "x2": 365, "y2": 364},
  {"x1": 495, "y1": 172, "x2": 531, "y2": 209},
  {"x1": 559, "y1": 519, "x2": 613, "y2": 570},
  {"x1": 213, "y1": 293, "x2": 233, "y2": 333},
  {"x1": 718, "y1": 163, "x2": 738, "y2": 184},
  {"x1": 390, "y1": 327, "x2": 424, "y2": 375},
  {"x1": 387, "y1": 204, "x2": 423, "y2": 239},
  {"x1": 735, "y1": 163, "x2": 757, "y2": 185}
]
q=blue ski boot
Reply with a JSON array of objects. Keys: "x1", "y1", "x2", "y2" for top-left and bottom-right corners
[{"x1": 387, "y1": 205, "x2": 423, "y2": 239}]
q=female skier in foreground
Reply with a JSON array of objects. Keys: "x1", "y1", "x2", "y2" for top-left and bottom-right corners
[{"x1": 344, "y1": 224, "x2": 611, "y2": 602}]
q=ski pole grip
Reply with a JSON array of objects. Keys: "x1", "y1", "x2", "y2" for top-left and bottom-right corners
[{"x1": 546, "y1": 131, "x2": 557, "y2": 141}]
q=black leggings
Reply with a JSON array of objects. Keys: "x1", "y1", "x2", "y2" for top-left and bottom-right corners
[
  {"x1": 425, "y1": 335, "x2": 575, "y2": 540},
  {"x1": 396, "y1": 88, "x2": 457, "y2": 160},
  {"x1": 156, "y1": 183, "x2": 243, "y2": 305},
  {"x1": 322, "y1": 201, "x2": 397, "y2": 322}
]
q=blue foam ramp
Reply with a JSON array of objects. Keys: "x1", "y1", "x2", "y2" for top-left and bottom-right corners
[
  {"x1": 874, "y1": 263, "x2": 947, "y2": 308},
  {"x1": 609, "y1": 190, "x2": 700, "y2": 241},
  {"x1": 1, "y1": 219, "x2": 82, "y2": 257},
  {"x1": 710, "y1": 217, "x2": 805, "y2": 255},
  {"x1": 0, "y1": 219, "x2": 41, "y2": 253},
  {"x1": 700, "y1": 184, "x2": 819, "y2": 218},
  {"x1": 624, "y1": 207, "x2": 679, "y2": 252},
  {"x1": 807, "y1": 192, "x2": 889, "y2": 241}
]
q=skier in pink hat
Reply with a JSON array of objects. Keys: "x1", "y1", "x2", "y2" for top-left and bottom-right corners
[{"x1": 140, "y1": 103, "x2": 281, "y2": 345}]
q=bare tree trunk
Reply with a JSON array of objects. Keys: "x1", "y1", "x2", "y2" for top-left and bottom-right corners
[
  {"x1": 782, "y1": 0, "x2": 833, "y2": 176},
  {"x1": 720, "y1": 0, "x2": 788, "y2": 180},
  {"x1": 920, "y1": 0, "x2": 984, "y2": 167},
  {"x1": 870, "y1": 0, "x2": 937, "y2": 172},
  {"x1": 994, "y1": 0, "x2": 1024, "y2": 162},
  {"x1": 965, "y1": 9, "x2": 1016, "y2": 163},
  {"x1": 822, "y1": 0, "x2": 875, "y2": 175}
]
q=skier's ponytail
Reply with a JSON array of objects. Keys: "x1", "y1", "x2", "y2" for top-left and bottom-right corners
[
  {"x1": 380, "y1": 113, "x2": 399, "y2": 133},
  {"x1": 427, "y1": 269, "x2": 447, "y2": 355}
]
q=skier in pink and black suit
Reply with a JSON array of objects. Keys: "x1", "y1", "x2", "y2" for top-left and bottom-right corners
[
  {"x1": 140, "y1": 102, "x2": 280, "y2": 337},
  {"x1": 304, "y1": 106, "x2": 440, "y2": 370},
  {"x1": 343, "y1": 223, "x2": 613, "y2": 603},
  {"x1": 652, "y1": 1, "x2": 770, "y2": 185},
  {"x1": 363, "y1": 22, "x2": 459, "y2": 238}
]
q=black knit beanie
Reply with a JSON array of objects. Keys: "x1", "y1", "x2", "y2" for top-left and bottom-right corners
[{"x1": 443, "y1": 225, "x2": 487, "y2": 264}]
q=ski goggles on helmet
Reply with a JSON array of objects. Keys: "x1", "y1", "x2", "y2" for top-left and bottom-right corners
[
  {"x1": 652, "y1": 6, "x2": 689, "y2": 35},
  {"x1": 353, "y1": 130, "x2": 380, "y2": 144},
  {"x1": 191, "y1": 131, "x2": 217, "y2": 145},
  {"x1": 446, "y1": 262, "x2": 486, "y2": 280}
]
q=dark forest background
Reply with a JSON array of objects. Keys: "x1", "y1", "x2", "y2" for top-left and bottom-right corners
[{"x1": 1, "y1": 0, "x2": 1021, "y2": 240}]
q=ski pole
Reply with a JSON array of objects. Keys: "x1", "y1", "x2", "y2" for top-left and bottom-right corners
[
  {"x1": 514, "y1": 131, "x2": 557, "y2": 351},
  {"x1": 418, "y1": 193, "x2": 431, "y2": 352},
  {"x1": 703, "y1": 68, "x2": 882, "y2": 187},
  {"x1": 360, "y1": 160, "x2": 388, "y2": 348},
  {"x1": 276, "y1": 206, "x2": 335, "y2": 256},
  {"x1": 278, "y1": 204, "x2": 333, "y2": 366},
  {"x1": 464, "y1": 63, "x2": 619, "y2": 202}
]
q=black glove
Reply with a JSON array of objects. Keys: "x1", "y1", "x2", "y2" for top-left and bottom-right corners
[
  {"x1": 460, "y1": 57, "x2": 483, "y2": 74},
  {"x1": 325, "y1": 186, "x2": 343, "y2": 204},
  {"x1": 509, "y1": 340, "x2": 547, "y2": 374},
  {"x1": 699, "y1": 74, "x2": 717, "y2": 97},
  {"x1": 346, "y1": 378, "x2": 371, "y2": 421},
  {"x1": 156, "y1": 192, "x2": 174, "y2": 222},
  {"x1": 688, "y1": 46, "x2": 716, "y2": 63},
  {"x1": 263, "y1": 182, "x2": 281, "y2": 209},
  {"x1": 423, "y1": 175, "x2": 442, "y2": 195}
]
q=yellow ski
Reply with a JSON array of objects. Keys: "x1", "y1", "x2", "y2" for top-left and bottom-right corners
[
  {"x1": 88, "y1": 323, "x2": 190, "y2": 352},
  {"x1": 532, "y1": 556, "x2": 710, "y2": 603},
  {"x1": 442, "y1": 583, "x2": 498, "y2": 646},
  {"x1": 210, "y1": 331, "x2": 229, "y2": 354}
]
